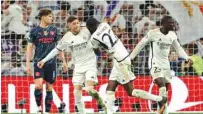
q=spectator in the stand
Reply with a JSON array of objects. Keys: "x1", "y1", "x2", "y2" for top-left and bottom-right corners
[
  {"x1": 76, "y1": 7, "x2": 86, "y2": 27},
  {"x1": 107, "y1": 11, "x2": 126, "y2": 34},
  {"x1": 104, "y1": 0, "x2": 126, "y2": 34},
  {"x1": 93, "y1": 1, "x2": 108, "y2": 22},
  {"x1": 55, "y1": 1, "x2": 70, "y2": 35},
  {"x1": 20, "y1": 1, "x2": 33, "y2": 28},
  {"x1": 84, "y1": 1, "x2": 95, "y2": 21},
  {"x1": 1, "y1": 52, "x2": 25, "y2": 76},
  {"x1": 38, "y1": 1, "x2": 58, "y2": 10},
  {"x1": 181, "y1": 43, "x2": 198, "y2": 75},
  {"x1": 132, "y1": 6, "x2": 156, "y2": 35},
  {"x1": 1, "y1": 0, "x2": 10, "y2": 20},
  {"x1": 188, "y1": 43, "x2": 203, "y2": 76},
  {"x1": 169, "y1": 50, "x2": 182, "y2": 75},
  {"x1": 196, "y1": 38, "x2": 203, "y2": 57},
  {"x1": 112, "y1": 26, "x2": 122, "y2": 38},
  {"x1": 139, "y1": 0, "x2": 158, "y2": 16},
  {"x1": 1, "y1": 1, "x2": 28, "y2": 34}
]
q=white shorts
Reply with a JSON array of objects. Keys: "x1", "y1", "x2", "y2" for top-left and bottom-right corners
[
  {"x1": 150, "y1": 67, "x2": 173, "y2": 83},
  {"x1": 72, "y1": 63, "x2": 98, "y2": 85},
  {"x1": 109, "y1": 57, "x2": 136, "y2": 84}
]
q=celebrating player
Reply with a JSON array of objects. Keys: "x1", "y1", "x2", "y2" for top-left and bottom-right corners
[
  {"x1": 130, "y1": 15, "x2": 193, "y2": 114},
  {"x1": 26, "y1": 8, "x2": 67, "y2": 114},
  {"x1": 37, "y1": 16, "x2": 107, "y2": 114},
  {"x1": 86, "y1": 18, "x2": 167, "y2": 114}
]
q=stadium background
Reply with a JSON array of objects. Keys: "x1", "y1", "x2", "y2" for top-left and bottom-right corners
[{"x1": 1, "y1": 0, "x2": 203, "y2": 113}]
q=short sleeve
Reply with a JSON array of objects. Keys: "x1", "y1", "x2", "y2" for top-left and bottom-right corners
[
  {"x1": 54, "y1": 27, "x2": 60, "y2": 42},
  {"x1": 27, "y1": 29, "x2": 36, "y2": 43}
]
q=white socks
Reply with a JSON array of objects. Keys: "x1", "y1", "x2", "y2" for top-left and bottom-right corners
[
  {"x1": 73, "y1": 89, "x2": 86, "y2": 114},
  {"x1": 159, "y1": 87, "x2": 167, "y2": 97},
  {"x1": 106, "y1": 91, "x2": 115, "y2": 112},
  {"x1": 132, "y1": 89, "x2": 163, "y2": 102}
]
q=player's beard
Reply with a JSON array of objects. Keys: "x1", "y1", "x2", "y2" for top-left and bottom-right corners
[{"x1": 73, "y1": 28, "x2": 80, "y2": 35}]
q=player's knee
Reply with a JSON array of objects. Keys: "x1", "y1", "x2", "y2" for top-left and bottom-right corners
[
  {"x1": 35, "y1": 84, "x2": 43, "y2": 90},
  {"x1": 155, "y1": 78, "x2": 166, "y2": 87},
  {"x1": 46, "y1": 84, "x2": 53, "y2": 91}
]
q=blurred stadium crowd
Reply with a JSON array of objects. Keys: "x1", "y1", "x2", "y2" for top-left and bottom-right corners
[{"x1": 1, "y1": 0, "x2": 203, "y2": 77}]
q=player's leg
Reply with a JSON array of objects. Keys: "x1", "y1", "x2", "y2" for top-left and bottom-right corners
[
  {"x1": 106, "y1": 80, "x2": 119, "y2": 113},
  {"x1": 84, "y1": 70, "x2": 108, "y2": 112},
  {"x1": 72, "y1": 71, "x2": 86, "y2": 114},
  {"x1": 151, "y1": 67, "x2": 168, "y2": 114},
  {"x1": 162, "y1": 83, "x2": 170, "y2": 114},
  {"x1": 118, "y1": 60, "x2": 165, "y2": 102},
  {"x1": 122, "y1": 81, "x2": 165, "y2": 102},
  {"x1": 34, "y1": 78, "x2": 43, "y2": 113},
  {"x1": 33, "y1": 63, "x2": 44, "y2": 113},
  {"x1": 74, "y1": 84, "x2": 86, "y2": 114},
  {"x1": 44, "y1": 63, "x2": 57, "y2": 113},
  {"x1": 45, "y1": 82, "x2": 53, "y2": 113}
]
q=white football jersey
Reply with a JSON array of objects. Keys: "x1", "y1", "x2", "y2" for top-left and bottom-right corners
[
  {"x1": 57, "y1": 29, "x2": 97, "y2": 66},
  {"x1": 90, "y1": 23, "x2": 129, "y2": 62},
  {"x1": 146, "y1": 28, "x2": 188, "y2": 69}
]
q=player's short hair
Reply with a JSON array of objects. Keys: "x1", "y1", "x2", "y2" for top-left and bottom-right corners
[
  {"x1": 38, "y1": 8, "x2": 53, "y2": 20},
  {"x1": 86, "y1": 18, "x2": 99, "y2": 27},
  {"x1": 67, "y1": 16, "x2": 77, "y2": 23},
  {"x1": 161, "y1": 15, "x2": 173, "y2": 25}
]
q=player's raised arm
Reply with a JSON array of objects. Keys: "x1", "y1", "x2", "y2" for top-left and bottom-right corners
[{"x1": 130, "y1": 34, "x2": 151, "y2": 60}]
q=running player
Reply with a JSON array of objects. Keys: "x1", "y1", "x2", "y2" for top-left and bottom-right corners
[
  {"x1": 86, "y1": 18, "x2": 167, "y2": 114},
  {"x1": 130, "y1": 15, "x2": 193, "y2": 114}
]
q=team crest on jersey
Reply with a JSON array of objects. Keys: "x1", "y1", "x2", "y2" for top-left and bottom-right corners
[
  {"x1": 50, "y1": 31, "x2": 54, "y2": 35},
  {"x1": 44, "y1": 31, "x2": 48, "y2": 36},
  {"x1": 35, "y1": 72, "x2": 40, "y2": 77}
]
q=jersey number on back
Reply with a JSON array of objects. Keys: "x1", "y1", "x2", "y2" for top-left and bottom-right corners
[{"x1": 102, "y1": 33, "x2": 118, "y2": 47}]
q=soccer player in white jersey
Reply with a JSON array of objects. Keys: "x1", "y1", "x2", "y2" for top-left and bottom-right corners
[
  {"x1": 130, "y1": 16, "x2": 193, "y2": 114},
  {"x1": 37, "y1": 16, "x2": 107, "y2": 114},
  {"x1": 86, "y1": 18, "x2": 167, "y2": 114}
]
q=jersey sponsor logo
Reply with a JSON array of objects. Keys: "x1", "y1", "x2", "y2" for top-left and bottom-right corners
[
  {"x1": 38, "y1": 38, "x2": 54, "y2": 43},
  {"x1": 72, "y1": 42, "x2": 87, "y2": 51},
  {"x1": 35, "y1": 72, "x2": 40, "y2": 77},
  {"x1": 157, "y1": 41, "x2": 170, "y2": 49}
]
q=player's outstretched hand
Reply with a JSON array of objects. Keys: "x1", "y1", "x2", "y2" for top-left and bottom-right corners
[
  {"x1": 26, "y1": 64, "x2": 32, "y2": 76},
  {"x1": 62, "y1": 62, "x2": 68, "y2": 73},
  {"x1": 37, "y1": 61, "x2": 45, "y2": 69}
]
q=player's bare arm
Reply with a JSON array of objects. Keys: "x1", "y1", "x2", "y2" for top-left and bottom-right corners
[{"x1": 26, "y1": 43, "x2": 34, "y2": 75}]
